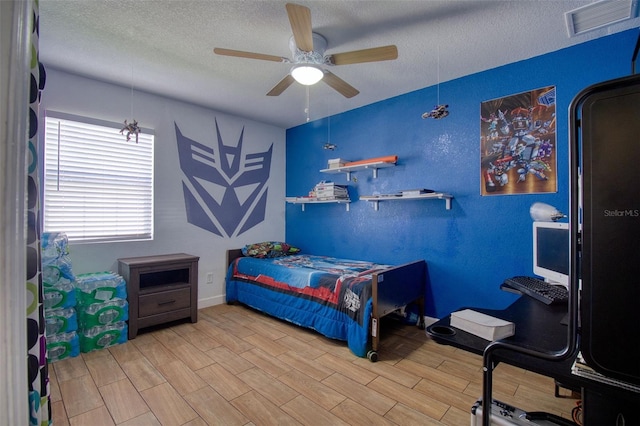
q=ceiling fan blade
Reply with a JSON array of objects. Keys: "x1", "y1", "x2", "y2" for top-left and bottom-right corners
[
  {"x1": 267, "y1": 75, "x2": 296, "y2": 96},
  {"x1": 286, "y1": 3, "x2": 313, "y2": 52},
  {"x1": 214, "y1": 48, "x2": 287, "y2": 63},
  {"x1": 322, "y1": 71, "x2": 359, "y2": 98},
  {"x1": 328, "y1": 45, "x2": 398, "y2": 65}
]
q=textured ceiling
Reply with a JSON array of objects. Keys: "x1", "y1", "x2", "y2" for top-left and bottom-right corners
[{"x1": 39, "y1": 0, "x2": 640, "y2": 129}]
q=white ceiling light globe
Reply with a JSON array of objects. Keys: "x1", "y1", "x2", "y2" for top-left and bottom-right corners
[{"x1": 291, "y1": 65, "x2": 324, "y2": 85}]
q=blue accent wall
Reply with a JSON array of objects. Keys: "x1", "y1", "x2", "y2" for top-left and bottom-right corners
[{"x1": 286, "y1": 29, "x2": 638, "y2": 319}]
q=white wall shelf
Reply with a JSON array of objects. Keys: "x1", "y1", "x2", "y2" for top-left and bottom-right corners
[
  {"x1": 286, "y1": 197, "x2": 351, "y2": 211},
  {"x1": 320, "y1": 160, "x2": 396, "y2": 181},
  {"x1": 360, "y1": 192, "x2": 453, "y2": 211}
]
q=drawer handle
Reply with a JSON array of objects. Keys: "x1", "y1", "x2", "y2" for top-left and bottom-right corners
[{"x1": 157, "y1": 300, "x2": 176, "y2": 306}]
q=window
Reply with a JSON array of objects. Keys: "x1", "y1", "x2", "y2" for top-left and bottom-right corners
[{"x1": 43, "y1": 112, "x2": 154, "y2": 243}]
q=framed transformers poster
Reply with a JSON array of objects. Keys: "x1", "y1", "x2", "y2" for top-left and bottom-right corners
[{"x1": 480, "y1": 86, "x2": 557, "y2": 195}]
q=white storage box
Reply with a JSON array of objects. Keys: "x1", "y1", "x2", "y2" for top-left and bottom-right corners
[{"x1": 327, "y1": 158, "x2": 349, "y2": 169}]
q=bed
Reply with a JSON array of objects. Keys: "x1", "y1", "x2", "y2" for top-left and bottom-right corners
[{"x1": 225, "y1": 248, "x2": 426, "y2": 361}]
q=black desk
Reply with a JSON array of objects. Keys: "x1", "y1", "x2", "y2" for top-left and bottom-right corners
[
  {"x1": 427, "y1": 296, "x2": 581, "y2": 389},
  {"x1": 426, "y1": 295, "x2": 640, "y2": 424}
]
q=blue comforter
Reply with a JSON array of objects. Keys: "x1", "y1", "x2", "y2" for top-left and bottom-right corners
[{"x1": 225, "y1": 255, "x2": 390, "y2": 357}]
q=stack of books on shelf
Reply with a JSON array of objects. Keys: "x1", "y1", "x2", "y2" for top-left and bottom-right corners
[
  {"x1": 362, "y1": 193, "x2": 402, "y2": 199},
  {"x1": 312, "y1": 181, "x2": 349, "y2": 200},
  {"x1": 285, "y1": 181, "x2": 350, "y2": 203},
  {"x1": 401, "y1": 188, "x2": 435, "y2": 197},
  {"x1": 571, "y1": 352, "x2": 640, "y2": 393}
]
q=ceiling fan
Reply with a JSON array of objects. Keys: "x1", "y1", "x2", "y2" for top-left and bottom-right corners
[{"x1": 213, "y1": 3, "x2": 398, "y2": 98}]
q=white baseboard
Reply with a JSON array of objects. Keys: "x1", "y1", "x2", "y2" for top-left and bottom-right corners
[
  {"x1": 424, "y1": 316, "x2": 439, "y2": 327},
  {"x1": 198, "y1": 295, "x2": 226, "y2": 309}
]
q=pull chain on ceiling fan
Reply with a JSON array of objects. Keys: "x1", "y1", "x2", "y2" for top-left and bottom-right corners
[{"x1": 213, "y1": 3, "x2": 398, "y2": 98}]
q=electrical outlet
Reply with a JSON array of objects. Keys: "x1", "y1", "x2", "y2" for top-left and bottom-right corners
[{"x1": 206, "y1": 273, "x2": 214, "y2": 284}]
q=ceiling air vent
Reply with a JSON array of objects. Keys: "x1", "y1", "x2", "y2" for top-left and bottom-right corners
[{"x1": 565, "y1": 0, "x2": 638, "y2": 37}]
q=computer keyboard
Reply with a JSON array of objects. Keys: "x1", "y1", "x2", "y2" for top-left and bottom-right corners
[{"x1": 503, "y1": 276, "x2": 569, "y2": 305}]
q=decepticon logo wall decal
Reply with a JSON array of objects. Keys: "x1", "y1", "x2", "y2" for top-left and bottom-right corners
[{"x1": 175, "y1": 118, "x2": 273, "y2": 238}]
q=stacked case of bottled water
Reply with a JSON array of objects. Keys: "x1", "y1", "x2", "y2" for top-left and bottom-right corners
[
  {"x1": 42, "y1": 232, "x2": 80, "y2": 362},
  {"x1": 75, "y1": 271, "x2": 129, "y2": 353},
  {"x1": 42, "y1": 232, "x2": 130, "y2": 359}
]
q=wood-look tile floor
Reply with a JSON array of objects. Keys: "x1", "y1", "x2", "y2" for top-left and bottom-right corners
[{"x1": 50, "y1": 304, "x2": 579, "y2": 425}]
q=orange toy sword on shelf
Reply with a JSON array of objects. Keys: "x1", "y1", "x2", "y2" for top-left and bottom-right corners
[{"x1": 343, "y1": 155, "x2": 397, "y2": 167}]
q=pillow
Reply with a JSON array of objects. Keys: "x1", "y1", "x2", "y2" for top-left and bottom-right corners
[{"x1": 242, "y1": 241, "x2": 301, "y2": 258}]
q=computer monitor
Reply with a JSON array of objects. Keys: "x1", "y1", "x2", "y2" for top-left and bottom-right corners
[{"x1": 532, "y1": 221, "x2": 570, "y2": 288}]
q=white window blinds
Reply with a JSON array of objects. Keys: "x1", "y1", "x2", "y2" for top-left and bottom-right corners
[{"x1": 43, "y1": 112, "x2": 154, "y2": 243}]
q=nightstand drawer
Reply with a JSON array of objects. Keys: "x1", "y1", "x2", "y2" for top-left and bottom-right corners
[{"x1": 139, "y1": 287, "x2": 191, "y2": 317}]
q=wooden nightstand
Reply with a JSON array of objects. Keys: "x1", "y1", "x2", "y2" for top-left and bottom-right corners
[{"x1": 118, "y1": 253, "x2": 199, "y2": 339}]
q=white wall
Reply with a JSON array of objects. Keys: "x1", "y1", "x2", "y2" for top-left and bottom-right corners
[{"x1": 39, "y1": 68, "x2": 286, "y2": 308}]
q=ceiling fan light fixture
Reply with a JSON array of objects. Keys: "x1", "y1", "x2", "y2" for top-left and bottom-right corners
[{"x1": 291, "y1": 64, "x2": 324, "y2": 85}]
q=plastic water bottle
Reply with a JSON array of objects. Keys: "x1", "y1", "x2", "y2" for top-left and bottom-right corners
[
  {"x1": 43, "y1": 280, "x2": 77, "y2": 310},
  {"x1": 47, "y1": 331, "x2": 80, "y2": 362},
  {"x1": 75, "y1": 272, "x2": 127, "y2": 306},
  {"x1": 45, "y1": 307, "x2": 78, "y2": 336},
  {"x1": 79, "y1": 322, "x2": 127, "y2": 353},
  {"x1": 78, "y1": 299, "x2": 128, "y2": 328}
]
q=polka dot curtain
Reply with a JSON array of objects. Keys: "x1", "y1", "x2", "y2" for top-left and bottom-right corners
[{"x1": 26, "y1": 1, "x2": 51, "y2": 424}]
